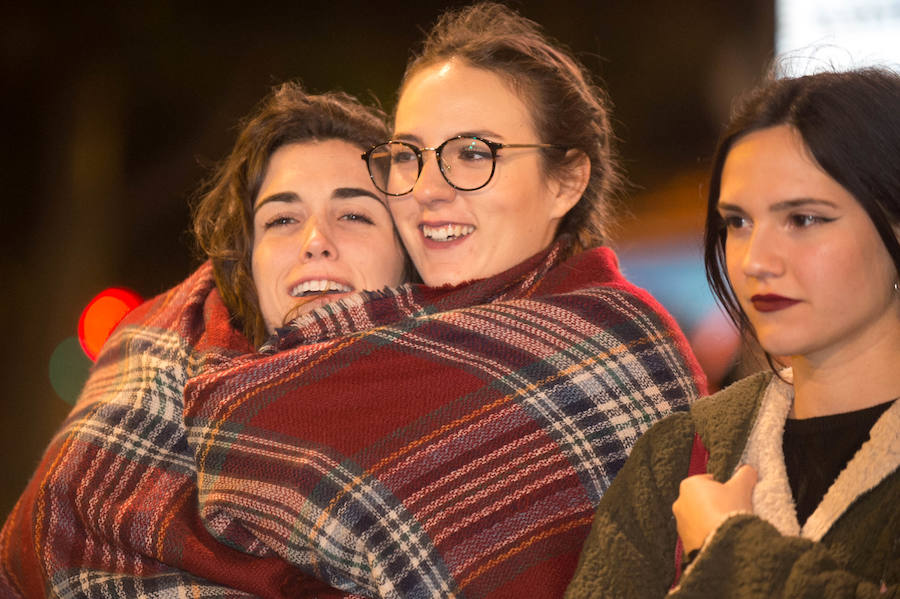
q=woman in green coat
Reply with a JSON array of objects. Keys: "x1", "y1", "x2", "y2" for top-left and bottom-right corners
[{"x1": 566, "y1": 67, "x2": 900, "y2": 598}]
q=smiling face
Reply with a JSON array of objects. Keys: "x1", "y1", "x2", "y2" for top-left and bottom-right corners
[
  {"x1": 719, "y1": 125, "x2": 900, "y2": 364},
  {"x1": 389, "y1": 60, "x2": 580, "y2": 287},
  {"x1": 251, "y1": 140, "x2": 407, "y2": 333}
]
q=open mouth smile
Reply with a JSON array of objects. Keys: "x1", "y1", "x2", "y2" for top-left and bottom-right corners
[
  {"x1": 290, "y1": 280, "x2": 353, "y2": 298},
  {"x1": 421, "y1": 223, "x2": 475, "y2": 242}
]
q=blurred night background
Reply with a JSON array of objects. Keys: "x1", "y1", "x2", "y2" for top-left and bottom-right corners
[{"x1": 1, "y1": 1, "x2": 778, "y2": 519}]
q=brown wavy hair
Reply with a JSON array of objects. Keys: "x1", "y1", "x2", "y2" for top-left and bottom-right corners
[
  {"x1": 192, "y1": 82, "x2": 393, "y2": 346},
  {"x1": 399, "y1": 2, "x2": 623, "y2": 252}
]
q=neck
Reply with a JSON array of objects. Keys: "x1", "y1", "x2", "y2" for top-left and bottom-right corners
[{"x1": 791, "y1": 329, "x2": 900, "y2": 418}]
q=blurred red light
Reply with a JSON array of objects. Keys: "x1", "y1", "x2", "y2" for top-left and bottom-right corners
[{"x1": 77, "y1": 288, "x2": 143, "y2": 360}]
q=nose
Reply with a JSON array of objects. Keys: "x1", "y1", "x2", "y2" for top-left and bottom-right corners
[
  {"x1": 300, "y1": 216, "x2": 337, "y2": 261},
  {"x1": 740, "y1": 225, "x2": 784, "y2": 280},
  {"x1": 411, "y1": 149, "x2": 455, "y2": 205}
]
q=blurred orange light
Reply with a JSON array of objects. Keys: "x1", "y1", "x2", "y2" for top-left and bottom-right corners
[{"x1": 77, "y1": 288, "x2": 143, "y2": 361}]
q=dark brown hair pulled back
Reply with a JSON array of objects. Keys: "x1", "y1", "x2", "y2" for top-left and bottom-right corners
[{"x1": 400, "y1": 2, "x2": 622, "y2": 251}]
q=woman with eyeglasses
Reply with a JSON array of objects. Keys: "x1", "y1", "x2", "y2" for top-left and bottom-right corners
[
  {"x1": 361, "y1": 7, "x2": 614, "y2": 288},
  {"x1": 0, "y1": 83, "x2": 411, "y2": 598},
  {"x1": 566, "y1": 67, "x2": 900, "y2": 599},
  {"x1": 177, "y1": 4, "x2": 705, "y2": 598}
]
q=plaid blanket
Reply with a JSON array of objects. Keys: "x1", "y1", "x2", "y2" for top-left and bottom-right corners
[
  {"x1": 0, "y1": 240, "x2": 705, "y2": 598},
  {"x1": 0, "y1": 264, "x2": 351, "y2": 598},
  {"x1": 183, "y1": 240, "x2": 706, "y2": 598}
]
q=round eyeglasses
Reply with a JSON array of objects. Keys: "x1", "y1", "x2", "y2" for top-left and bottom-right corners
[{"x1": 361, "y1": 135, "x2": 568, "y2": 196}]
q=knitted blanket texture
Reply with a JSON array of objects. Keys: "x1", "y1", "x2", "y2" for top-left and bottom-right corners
[{"x1": 0, "y1": 241, "x2": 705, "y2": 598}]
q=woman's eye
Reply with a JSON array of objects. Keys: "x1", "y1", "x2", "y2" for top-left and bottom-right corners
[
  {"x1": 720, "y1": 214, "x2": 748, "y2": 230},
  {"x1": 340, "y1": 213, "x2": 374, "y2": 225},
  {"x1": 264, "y1": 216, "x2": 297, "y2": 229},
  {"x1": 457, "y1": 149, "x2": 491, "y2": 162},
  {"x1": 789, "y1": 213, "x2": 833, "y2": 228},
  {"x1": 393, "y1": 150, "x2": 418, "y2": 164}
]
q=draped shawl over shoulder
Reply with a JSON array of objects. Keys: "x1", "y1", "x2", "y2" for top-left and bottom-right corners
[
  {"x1": 184, "y1": 240, "x2": 706, "y2": 598},
  {"x1": 0, "y1": 264, "x2": 350, "y2": 599}
]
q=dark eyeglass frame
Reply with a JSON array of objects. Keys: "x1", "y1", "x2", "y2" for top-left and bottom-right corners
[{"x1": 361, "y1": 135, "x2": 568, "y2": 196}]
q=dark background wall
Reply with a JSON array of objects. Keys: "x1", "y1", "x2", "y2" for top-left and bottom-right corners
[{"x1": 0, "y1": 1, "x2": 773, "y2": 520}]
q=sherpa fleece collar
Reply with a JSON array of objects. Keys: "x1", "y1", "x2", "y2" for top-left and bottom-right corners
[{"x1": 741, "y1": 370, "x2": 900, "y2": 541}]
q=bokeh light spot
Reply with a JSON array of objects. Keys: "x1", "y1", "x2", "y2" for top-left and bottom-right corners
[
  {"x1": 49, "y1": 336, "x2": 93, "y2": 405},
  {"x1": 78, "y1": 288, "x2": 142, "y2": 360}
]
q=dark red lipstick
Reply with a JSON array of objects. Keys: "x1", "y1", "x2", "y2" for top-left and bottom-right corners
[{"x1": 750, "y1": 294, "x2": 800, "y2": 313}]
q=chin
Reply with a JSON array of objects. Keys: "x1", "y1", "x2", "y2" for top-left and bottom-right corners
[
  {"x1": 424, "y1": 274, "x2": 458, "y2": 287},
  {"x1": 420, "y1": 264, "x2": 466, "y2": 287},
  {"x1": 757, "y1": 337, "x2": 809, "y2": 360}
]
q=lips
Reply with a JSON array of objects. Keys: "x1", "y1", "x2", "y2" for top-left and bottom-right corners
[
  {"x1": 289, "y1": 279, "x2": 353, "y2": 298},
  {"x1": 750, "y1": 294, "x2": 800, "y2": 313},
  {"x1": 421, "y1": 223, "x2": 475, "y2": 242}
]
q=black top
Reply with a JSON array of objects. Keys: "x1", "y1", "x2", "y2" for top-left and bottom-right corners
[{"x1": 783, "y1": 399, "x2": 895, "y2": 526}]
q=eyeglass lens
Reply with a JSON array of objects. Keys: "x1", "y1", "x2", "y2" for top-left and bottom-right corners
[{"x1": 367, "y1": 137, "x2": 495, "y2": 195}]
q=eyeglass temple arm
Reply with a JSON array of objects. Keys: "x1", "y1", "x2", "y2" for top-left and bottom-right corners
[{"x1": 495, "y1": 143, "x2": 568, "y2": 150}]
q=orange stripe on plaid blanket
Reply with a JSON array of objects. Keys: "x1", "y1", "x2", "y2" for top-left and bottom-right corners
[
  {"x1": 195, "y1": 331, "x2": 364, "y2": 470},
  {"x1": 368, "y1": 330, "x2": 668, "y2": 478},
  {"x1": 157, "y1": 481, "x2": 197, "y2": 559},
  {"x1": 306, "y1": 332, "x2": 666, "y2": 541},
  {"x1": 0, "y1": 498, "x2": 25, "y2": 593},
  {"x1": 456, "y1": 514, "x2": 593, "y2": 589},
  {"x1": 34, "y1": 393, "x2": 111, "y2": 578}
]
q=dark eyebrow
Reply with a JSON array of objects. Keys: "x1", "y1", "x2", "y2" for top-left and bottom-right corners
[
  {"x1": 769, "y1": 198, "x2": 839, "y2": 211},
  {"x1": 717, "y1": 198, "x2": 838, "y2": 213},
  {"x1": 254, "y1": 187, "x2": 386, "y2": 215},
  {"x1": 392, "y1": 133, "x2": 423, "y2": 145},
  {"x1": 391, "y1": 130, "x2": 503, "y2": 146},
  {"x1": 332, "y1": 186, "x2": 387, "y2": 207},
  {"x1": 457, "y1": 130, "x2": 501, "y2": 140},
  {"x1": 253, "y1": 191, "x2": 297, "y2": 215}
]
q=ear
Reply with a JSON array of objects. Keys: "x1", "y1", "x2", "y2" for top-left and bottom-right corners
[{"x1": 548, "y1": 150, "x2": 591, "y2": 219}]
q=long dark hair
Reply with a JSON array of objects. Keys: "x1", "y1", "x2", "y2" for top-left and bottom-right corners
[{"x1": 704, "y1": 67, "x2": 900, "y2": 345}]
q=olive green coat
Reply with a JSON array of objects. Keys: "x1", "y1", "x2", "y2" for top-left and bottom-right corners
[{"x1": 566, "y1": 371, "x2": 900, "y2": 598}]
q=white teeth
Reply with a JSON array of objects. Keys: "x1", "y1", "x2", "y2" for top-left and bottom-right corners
[
  {"x1": 422, "y1": 224, "x2": 475, "y2": 242},
  {"x1": 290, "y1": 280, "x2": 352, "y2": 297}
]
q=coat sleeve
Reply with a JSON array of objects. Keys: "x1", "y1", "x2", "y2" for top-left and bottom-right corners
[
  {"x1": 671, "y1": 513, "x2": 899, "y2": 599},
  {"x1": 565, "y1": 413, "x2": 696, "y2": 599}
]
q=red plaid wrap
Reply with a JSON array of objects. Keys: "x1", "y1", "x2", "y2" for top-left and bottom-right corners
[{"x1": 1, "y1": 241, "x2": 705, "y2": 598}]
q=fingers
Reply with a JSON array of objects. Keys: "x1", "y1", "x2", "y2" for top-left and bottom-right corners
[
  {"x1": 673, "y1": 473, "x2": 716, "y2": 516},
  {"x1": 671, "y1": 465, "x2": 758, "y2": 554}
]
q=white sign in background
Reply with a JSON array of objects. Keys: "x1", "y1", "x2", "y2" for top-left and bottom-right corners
[{"x1": 777, "y1": 0, "x2": 900, "y2": 73}]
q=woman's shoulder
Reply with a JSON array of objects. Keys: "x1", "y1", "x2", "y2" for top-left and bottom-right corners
[
  {"x1": 624, "y1": 372, "x2": 774, "y2": 466},
  {"x1": 540, "y1": 246, "x2": 688, "y2": 322},
  {"x1": 690, "y1": 371, "x2": 772, "y2": 424},
  {"x1": 117, "y1": 262, "x2": 217, "y2": 328},
  {"x1": 536, "y1": 246, "x2": 623, "y2": 294},
  {"x1": 689, "y1": 371, "x2": 774, "y2": 474},
  {"x1": 98, "y1": 262, "x2": 251, "y2": 362},
  {"x1": 535, "y1": 246, "x2": 709, "y2": 392},
  {"x1": 628, "y1": 408, "x2": 697, "y2": 457},
  {"x1": 613, "y1": 372, "x2": 774, "y2": 486}
]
